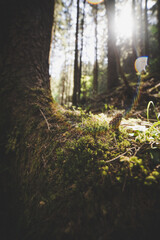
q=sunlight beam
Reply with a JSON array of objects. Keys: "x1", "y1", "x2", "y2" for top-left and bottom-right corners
[{"x1": 115, "y1": 1, "x2": 133, "y2": 39}]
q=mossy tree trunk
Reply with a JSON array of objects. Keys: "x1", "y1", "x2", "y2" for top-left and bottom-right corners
[{"x1": 0, "y1": 0, "x2": 54, "y2": 238}]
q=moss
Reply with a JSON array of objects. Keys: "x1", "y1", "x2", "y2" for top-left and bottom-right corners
[{"x1": 4, "y1": 93, "x2": 160, "y2": 240}]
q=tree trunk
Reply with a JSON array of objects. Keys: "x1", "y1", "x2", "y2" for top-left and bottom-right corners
[
  {"x1": 132, "y1": 0, "x2": 137, "y2": 61},
  {"x1": 144, "y1": 0, "x2": 149, "y2": 57},
  {"x1": 93, "y1": 5, "x2": 99, "y2": 95},
  {"x1": 0, "y1": 0, "x2": 54, "y2": 238},
  {"x1": 104, "y1": 0, "x2": 119, "y2": 90},
  {"x1": 78, "y1": 0, "x2": 86, "y2": 104},
  {"x1": 114, "y1": 49, "x2": 131, "y2": 91},
  {"x1": 158, "y1": 0, "x2": 160, "y2": 57},
  {"x1": 72, "y1": 0, "x2": 80, "y2": 106},
  {"x1": 138, "y1": 0, "x2": 144, "y2": 56}
]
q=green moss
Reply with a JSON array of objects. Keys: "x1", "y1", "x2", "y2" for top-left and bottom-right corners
[
  {"x1": 152, "y1": 170, "x2": 160, "y2": 177},
  {"x1": 5, "y1": 93, "x2": 160, "y2": 239}
]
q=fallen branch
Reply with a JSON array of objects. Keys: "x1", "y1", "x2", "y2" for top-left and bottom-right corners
[
  {"x1": 148, "y1": 83, "x2": 160, "y2": 93},
  {"x1": 39, "y1": 108, "x2": 51, "y2": 131}
]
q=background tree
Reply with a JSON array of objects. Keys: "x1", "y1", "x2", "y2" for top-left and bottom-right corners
[
  {"x1": 50, "y1": 0, "x2": 74, "y2": 105},
  {"x1": 138, "y1": 0, "x2": 144, "y2": 56},
  {"x1": 50, "y1": 0, "x2": 160, "y2": 105},
  {"x1": 132, "y1": 0, "x2": 138, "y2": 61},
  {"x1": 72, "y1": 0, "x2": 80, "y2": 106},
  {"x1": 158, "y1": 0, "x2": 160, "y2": 56},
  {"x1": 104, "y1": 0, "x2": 119, "y2": 90},
  {"x1": 144, "y1": 0, "x2": 149, "y2": 57},
  {"x1": 78, "y1": 0, "x2": 86, "y2": 103},
  {"x1": 92, "y1": 4, "x2": 99, "y2": 94}
]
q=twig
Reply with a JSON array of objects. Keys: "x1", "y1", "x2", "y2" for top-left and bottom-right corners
[
  {"x1": 133, "y1": 143, "x2": 145, "y2": 156},
  {"x1": 104, "y1": 147, "x2": 136, "y2": 163},
  {"x1": 39, "y1": 108, "x2": 51, "y2": 131}
]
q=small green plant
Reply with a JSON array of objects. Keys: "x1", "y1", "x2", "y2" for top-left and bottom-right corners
[
  {"x1": 104, "y1": 104, "x2": 114, "y2": 111},
  {"x1": 144, "y1": 170, "x2": 160, "y2": 185},
  {"x1": 144, "y1": 121, "x2": 160, "y2": 142},
  {"x1": 147, "y1": 101, "x2": 158, "y2": 121}
]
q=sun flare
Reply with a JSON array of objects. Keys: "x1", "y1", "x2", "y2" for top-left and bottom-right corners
[
  {"x1": 86, "y1": 0, "x2": 104, "y2": 5},
  {"x1": 115, "y1": 2, "x2": 133, "y2": 39}
]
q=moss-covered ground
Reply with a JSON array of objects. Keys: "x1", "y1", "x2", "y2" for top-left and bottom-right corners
[{"x1": 4, "y1": 88, "x2": 160, "y2": 240}]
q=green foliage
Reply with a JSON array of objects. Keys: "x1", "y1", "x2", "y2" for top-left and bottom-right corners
[
  {"x1": 81, "y1": 75, "x2": 93, "y2": 98},
  {"x1": 130, "y1": 104, "x2": 160, "y2": 143},
  {"x1": 98, "y1": 65, "x2": 108, "y2": 93},
  {"x1": 104, "y1": 103, "x2": 114, "y2": 111},
  {"x1": 144, "y1": 170, "x2": 160, "y2": 185}
]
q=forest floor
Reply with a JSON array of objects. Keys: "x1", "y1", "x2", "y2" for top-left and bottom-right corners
[
  {"x1": 85, "y1": 73, "x2": 160, "y2": 119},
  {"x1": 45, "y1": 78, "x2": 160, "y2": 239},
  {"x1": 17, "y1": 75, "x2": 160, "y2": 240},
  {"x1": 63, "y1": 73, "x2": 160, "y2": 135}
]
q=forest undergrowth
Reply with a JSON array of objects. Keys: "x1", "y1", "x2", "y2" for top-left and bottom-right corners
[{"x1": 7, "y1": 86, "x2": 160, "y2": 240}]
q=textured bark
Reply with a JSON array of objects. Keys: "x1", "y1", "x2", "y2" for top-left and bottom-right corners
[
  {"x1": 0, "y1": 0, "x2": 54, "y2": 133},
  {"x1": 0, "y1": 0, "x2": 54, "y2": 238}
]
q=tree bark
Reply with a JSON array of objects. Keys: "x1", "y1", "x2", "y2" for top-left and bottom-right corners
[{"x1": 0, "y1": 0, "x2": 54, "y2": 238}]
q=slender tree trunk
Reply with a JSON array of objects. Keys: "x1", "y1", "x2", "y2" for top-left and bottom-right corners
[
  {"x1": 61, "y1": 53, "x2": 67, "y2": 105},
  {"x1": 138, "y1": 0, "x2": 144, "y2": 56},
  {"x1": 0, "y1": 0, "x2": 54, "y2": 238},
  {"x1": 72, "y1": 0, "x2": 80, "y2": 106},
  {"x1": 144, "y1": 0, "x2": 149, "y2": 57},
  {"x1": 157, "y1": 0, "x2": 160, "y2": 73},
  {"x1": 78, "y1": 0, "x2": 86, "y2": 104},
  {"x1": 93, "y1": 5, "x2": 99, "y2": 95},
  {"x1": 132, "y1": 0, "x2": 137, "y2": 60},
  {"x1": 114, "y1": 49, "x2": 131, "y2": 90},
  {"x1": 61, "y1": 76, "x2": 65, "y2": 105},
  {"x1": 104, "y1": 0, "x2": 119, "y2": 90}
]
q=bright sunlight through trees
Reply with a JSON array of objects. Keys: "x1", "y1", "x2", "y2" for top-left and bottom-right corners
[{"x1": 115, "y1": 1, "x2": 133, "y2": 39}]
